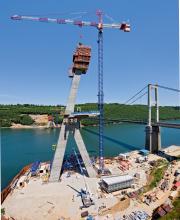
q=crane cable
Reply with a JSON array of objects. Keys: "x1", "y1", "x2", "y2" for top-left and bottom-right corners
[{"x1": 27, "y1": 11, "x2": 88, "y2": 18}]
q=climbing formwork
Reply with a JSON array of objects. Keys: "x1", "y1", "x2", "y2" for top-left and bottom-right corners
[{"x1": 72, "y1": 45, "x2": 91, "y2": 74}]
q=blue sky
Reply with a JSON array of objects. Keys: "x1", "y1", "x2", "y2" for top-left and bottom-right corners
[{"x1": 0, "y1": 0, "x2": 179, "y2": 106}]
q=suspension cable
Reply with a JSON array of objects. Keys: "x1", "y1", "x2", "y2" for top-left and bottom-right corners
[
  {"x1": 124, "y1": 85, "x2": 148, "y2": 105},
  {"x1": 128, "y1": 91, "x2": 148, "y2": 105},
  {"x1": 154, "y1": 84, "x2": 180, "y2": 93}
]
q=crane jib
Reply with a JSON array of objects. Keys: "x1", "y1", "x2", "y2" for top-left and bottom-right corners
[{"x1": 11, "y1": 15, "x2": 130, "y2": 32}]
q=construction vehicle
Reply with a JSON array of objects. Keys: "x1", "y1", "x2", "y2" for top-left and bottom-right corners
[
  {"x1": 79, "y1": 189, "x2": 94, "y2": 209},
  {"x1": 73, "y1": 148, "x2": 94, "y2": 209}
]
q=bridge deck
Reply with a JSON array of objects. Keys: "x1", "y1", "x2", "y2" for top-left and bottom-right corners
[
  {"x1": 104, "y1": 119, "x2": 180, "y2": 129},
  {"x1": 156, "y1": 122, "x2": 180, "y2": 129}
]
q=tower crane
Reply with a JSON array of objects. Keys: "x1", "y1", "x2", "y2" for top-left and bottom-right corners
[{"x1": 11, "y1": 11, "x2": 130, "y2": 173}]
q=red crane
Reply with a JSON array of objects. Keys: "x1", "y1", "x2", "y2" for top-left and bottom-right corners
[{"x1": 11, "y1": 10, "x2": 130, "y2": 172}]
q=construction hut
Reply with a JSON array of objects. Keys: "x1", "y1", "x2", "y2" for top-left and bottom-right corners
[
  {"x1": 39, "y1": 163, "x2": 50, "y2": 177},
  {"x1": 119, "y1": 153, "x2": 129, "y2": 160},
  {"x1": 101, "y1": 175, "x2": 134, "y2": 193},
  {"x1": 172, "y1": 181, "x2": 180, "y2": 190},
  {"x1": 139, "y1": 149, "x2": 150, "y2": 156},
  {"x1": 153, "y1": 201, "x2": 173, "y2": 219},
  {"x1": 161, "y1": 203, "x2": 173, "y2": 213},
  {"x1": 153, "y1": 207, "x2": 166, "y2": 219}
]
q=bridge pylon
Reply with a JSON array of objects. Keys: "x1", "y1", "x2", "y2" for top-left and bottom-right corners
[
  {"x1": 145, "y1": 125, "x2": 161, "y2": 153},
  {"x1": 49, "y1": 44, "x2": 96, "y2": 182},
  {"x1": 145, "y1": 84, "x2": 161, "y2": 153}
]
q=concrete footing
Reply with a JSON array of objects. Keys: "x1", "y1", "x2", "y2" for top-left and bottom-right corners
[{"x1": 145, "y1": 125, "x2": 161, "y2": 153}]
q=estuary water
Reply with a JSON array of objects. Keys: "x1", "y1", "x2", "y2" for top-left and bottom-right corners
[{"x1": 1, "y1": 122, "x2": 180, "y2": 190}]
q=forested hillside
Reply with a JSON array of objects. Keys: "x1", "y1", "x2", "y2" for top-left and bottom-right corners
[{"x1": 0, "y1": 103, "x2": 179, "y2": 127}]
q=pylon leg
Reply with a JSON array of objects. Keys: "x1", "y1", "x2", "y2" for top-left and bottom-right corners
[
  {"x1": 65, "y1": 72, "x2": 81, "y2": 115},
  {"x1": 49, "y1": 123, "x2": 69, "y2": 182},
  {"x1": 74, "y1": 129, "x2": 96, "y2": 178}
]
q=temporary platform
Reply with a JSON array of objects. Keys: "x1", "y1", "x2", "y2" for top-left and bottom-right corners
[{"x1": 70, "y1": 111, "x2": 100, "y2": 118}]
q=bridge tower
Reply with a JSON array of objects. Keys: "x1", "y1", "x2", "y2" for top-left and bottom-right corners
[
  {"x1": 145, "y1": 84, "x2": 161, "y2": 153},
  {"x1": 49, "y1": 44, "x2": 96, "y2": 182}
]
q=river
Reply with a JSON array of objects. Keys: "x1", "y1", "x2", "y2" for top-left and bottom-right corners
[{"x1": 1, "y1": 122, "x2": 180, "y2": 190}]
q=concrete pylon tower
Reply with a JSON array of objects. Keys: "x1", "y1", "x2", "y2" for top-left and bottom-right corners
[
  {"x1": 49, "y1": 44, "x2": 96, "y2": 182},
  {"x1": 145, "y1": 84, "x2": 161, "y2": 153}
]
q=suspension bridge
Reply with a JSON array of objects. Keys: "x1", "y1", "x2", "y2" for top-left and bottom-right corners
[
  {"x1": 102, "y1": 83, "x2": 180, "y2": 153},
  {"x1": 104, "y1": 84, "x2": 180, "y2": 128}
]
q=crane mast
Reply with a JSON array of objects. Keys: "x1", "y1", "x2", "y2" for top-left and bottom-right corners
[
  {"x1": 11, "y1": 11, "x2": 130, "y2": 173},
  {"x1": 96, "y1": 10, "x2": 104, "y2": 171}
]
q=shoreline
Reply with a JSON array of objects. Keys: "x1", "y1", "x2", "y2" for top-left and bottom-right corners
[
  {"x1": 2, "y1": 118, "x2": 180, "y2": 129},
  {"x1": 2, "y1": 146, "x2": 179, "y2": 193},
  {"x1": 2, "y1": 122, "x2": 120, "y2": 129}
]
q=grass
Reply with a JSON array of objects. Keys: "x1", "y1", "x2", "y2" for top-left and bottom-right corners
[
  {"x1": 144, "y1": 159, "x2": 169, "y2": 192},
  {"x1": 159, "y1": 192, "x2": 180, "y2": 220}
]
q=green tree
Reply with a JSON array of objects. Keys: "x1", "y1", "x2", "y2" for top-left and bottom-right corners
[{"x1": 19, "y1": 115, "x2": 34, "y2": 125}]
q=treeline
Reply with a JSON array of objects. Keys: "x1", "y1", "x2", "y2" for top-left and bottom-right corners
[
  {"x1": 77, "y1": 103, "x2": 180, "y2": 126},
  {"x1": 0, "y1": 103, "x2": 180, "y2": 127},
  {"x1": 0, "y1": 104, "x2": 65, "y2": 127}
]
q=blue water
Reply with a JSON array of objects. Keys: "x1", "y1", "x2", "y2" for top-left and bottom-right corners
[{"x1": 1, "y1": 122, "x2": 180, "y2": 190}]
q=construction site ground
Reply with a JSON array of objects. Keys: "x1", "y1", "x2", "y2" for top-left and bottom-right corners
[{"x1": 2, "y1": 148, "x2": 180, "y2": 220}]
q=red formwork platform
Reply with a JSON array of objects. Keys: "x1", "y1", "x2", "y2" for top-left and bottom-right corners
[{"x1": 72, "y1": 43, "x2": 91, "y2": 74}]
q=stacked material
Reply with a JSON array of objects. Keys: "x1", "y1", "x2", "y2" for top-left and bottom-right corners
[
  {"x1": 72, "y1": 43, "x2": 91, "y2": 74},
  {"x1": 153, "y1": 201, "x2": 173, "y2": 219},
  {"x1": 125, "y1": 210, "x2": 149, "y2": 220},
  {"x1": 30, "y1": 161, "x2": 40, "y2": 176}
]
